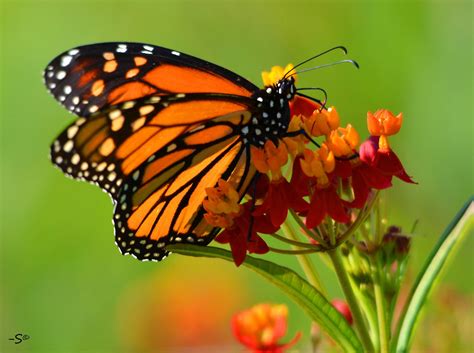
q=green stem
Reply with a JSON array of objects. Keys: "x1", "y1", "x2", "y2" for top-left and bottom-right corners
[
  {"x1": 372, "y1": 255, "x2": 390, "y2": 353},
  {"x1": 268, "y1": 247, "x2": 320, "y2": 255},
  {"x1": 357, "y1": 289, "x2": 380, "y2": 350},
  {"x1": 326, "y1": 218, "x2": 337, "y2": 246},
  {"x1": 337, "y1": 191, "x2": 380, "y2": 246},
  {"x1": 375, "y1": 195, "x2": 383, "y2": 245},
  {"x1": 282, "y1": 222, "x2": 327, "y2": 296},
  {"x1": 329, "y1": 248, "x2": 374, "y2": 353},
  {"x1": 268, "y1": 232, "x2": 320, "y2": 249},
  {"x1": 289, "y1": 209, "x2": 329, "y2": 248},
  {"x1": 341, "y1": 253, "x2": 380, "y2": 349}
]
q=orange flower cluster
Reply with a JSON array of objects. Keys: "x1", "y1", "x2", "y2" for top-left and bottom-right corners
[
  {"x1": 203, "y1": 64, "x2": 415, "y2": 266},
  {"x1": 232, "y1": 303, "x2": 301, "y2": 352},
  {"x1": 203, "y1": 179, "x2": 277, "y2": 266}
]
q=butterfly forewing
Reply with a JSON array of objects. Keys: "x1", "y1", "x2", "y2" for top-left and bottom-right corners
[{"x1": 44, "y1": 42, "x2": 257, "y2": 117}]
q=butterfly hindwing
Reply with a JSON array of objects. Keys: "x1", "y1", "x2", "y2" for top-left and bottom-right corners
[
  {"x1": 44, "y1": 42, "x2": 257, "y2": 117},
  {"x1": 113, "y1": 114, "x2": 256, "y2": 261}
]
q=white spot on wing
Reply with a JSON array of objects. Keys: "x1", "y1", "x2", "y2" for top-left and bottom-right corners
[
  {"x1": 116, "y1": 46, "x2": 127, "y2": 53},
  {"x1": 109, "y1": 109, "x2": 121, "y2": 120},
  {"x1": 67, "y1": 125, "x2": 79, "y2": 138},
  {"x1": 71, "y1": 153, "x2": 80, "y2": 165},
  {"x1": 60, "y1": 55, "x2": 73, "y2": 67},
  {"x1": 63, "y1": 140, "x2": 74, "y2": 152},
  {"x1": 56, "y1": 71, "x2": 66, "y2": 80}
]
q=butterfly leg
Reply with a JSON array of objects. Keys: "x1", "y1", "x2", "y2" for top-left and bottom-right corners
[{"x1": 284, "y1": 129, "x2": 321, "y2": 148}]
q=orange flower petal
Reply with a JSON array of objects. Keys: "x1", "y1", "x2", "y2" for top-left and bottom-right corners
[{"x1": 367, "y1": 109, "x2": 403, "y2": 136}]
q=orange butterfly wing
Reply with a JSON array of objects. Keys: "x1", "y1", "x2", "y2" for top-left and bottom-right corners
[
  {"x1": 50, "y1": 93, "x2": 253, "y2": 198},
  {"x1": 44, "y1": 42, "x2": 256, "y2": 116},
  {"x1": 46, "y1": 43, "x2": 261, "y2": 261},
  {"x1": 113, "y1": 110, "x2": 256, "y2": 260}
]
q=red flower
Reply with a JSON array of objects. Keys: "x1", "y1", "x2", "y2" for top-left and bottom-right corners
[
  {"x1": 289, "y1": 155, "x2": 312, "y2": 197},
  {"x1": 333, "y1": 159, "x2": 352, "y2": 179},
  {"x1": 254, "y1": 178, "x2": 308, "y2": 228},
  {"x1": 346, "y1": 136, "x2": 415, "y2": 208},
  {"x1": 349, "y1": 162, "x2": 391, "y2": 208},
  {"x1": 360, "y1": 136, "x2": 416, "y2": 184},
  {"x1": 215, "y1": 203, "x2": 278, "y2": 266},
  {"x1": 290, "y1": 95, "x2": 321, "y2": 118},
  {"x1": 232, "y1": 303, "x2": 301, "y2": 353},
  {"x1": 306, "y1": 185, "x2": 350, "y2": 228},
  {"x1": 254, "y1": 173, "x2": 270, "y2": 199}
]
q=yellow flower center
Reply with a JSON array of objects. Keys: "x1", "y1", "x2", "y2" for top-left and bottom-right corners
[{"x1": 261, "y1": 64, "x2": 296, "y2": 86}]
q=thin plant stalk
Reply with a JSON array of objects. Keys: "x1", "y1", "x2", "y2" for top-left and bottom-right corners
[
  {"x1": 372, "y1": 254, "x2": 390, "y2": 353},
  {"x1": 281, "y1": 222, "x2": 327, "y2": 296},
  {"x1": 341, "y1": 252, "x2": 380, "y2": 350},
  {"x1": 289, "y1": 209, "x2": 329, "y2": 248},
  {"x1": 337, "y1": 191, "x2": 380, "y2": 246},
  {"x1": 268, "y1": 232, "x2": 320, "y2": 249},
  {"x1": 328, "y1": 247, "x2": 374, "y2": 353},
  {"x1": 268, "y1": 247, "x2": 320, "y2": 255}
]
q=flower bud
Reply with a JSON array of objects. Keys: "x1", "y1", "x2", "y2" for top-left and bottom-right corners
[{"x1": 331, "y1": 299, "x2": 353, "y2": 325}]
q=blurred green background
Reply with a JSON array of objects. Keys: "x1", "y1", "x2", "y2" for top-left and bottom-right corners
[{"x1": 1, "y1": 1, "x2": 472, "y2": 352}]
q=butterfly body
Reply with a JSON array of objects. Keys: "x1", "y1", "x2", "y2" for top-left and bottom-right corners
[
  {"x1": 245, "y1": 77, "x2": 296, "y2": 147},
  {"x1": 44, "y1": 42, "x2": 299, "y2": 261}
]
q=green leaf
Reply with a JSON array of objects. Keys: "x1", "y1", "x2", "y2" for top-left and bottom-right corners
[
  {"x1": 167, "y1": 244, "x2": 363, "y2": 353},
  {"x1": 393, "y1": 197, "x2": 474, "y2": 353}
]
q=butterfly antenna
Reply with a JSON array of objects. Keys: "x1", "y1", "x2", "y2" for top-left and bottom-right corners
[
  {"x1": 291, "y1": 59, "x2": 359, "y2": 76},
  {"x1": 296, "y1": 87, "x2": 328, "y2": 107},
  {"x1": 283, "y1": 46, "x2": 348, "y2": 79}
]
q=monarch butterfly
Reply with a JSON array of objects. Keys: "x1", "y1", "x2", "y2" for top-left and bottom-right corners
[{"x1": 44, "y1": 42, "x2": 350, "y2": 261}]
